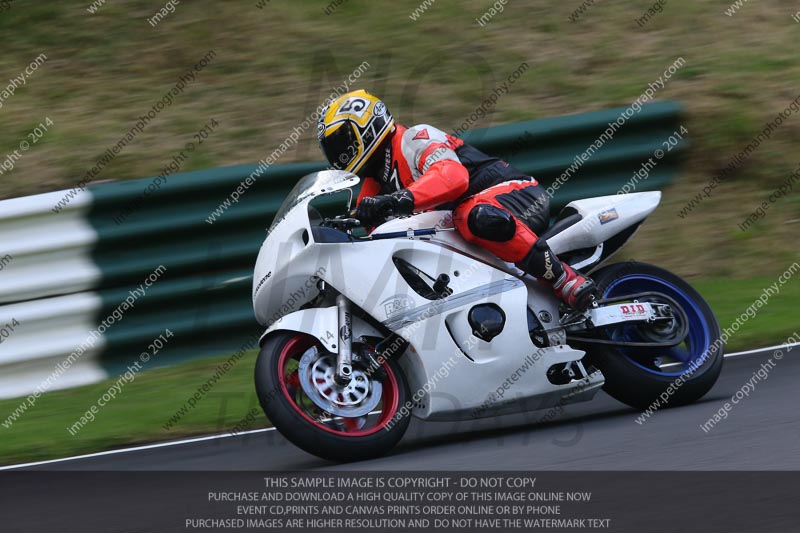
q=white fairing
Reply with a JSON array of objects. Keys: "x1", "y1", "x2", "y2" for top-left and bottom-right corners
[
  {"x1": 252, "y1": 201, "x2": 313, "y2": 326},
  {"x1": 252, "y1": 172, "x2": 662, "y2": 422},
  {"x1": 548, "y1": 192, "x2": 660, "y2": 255},
  {"x1": 262, "y1": 307, "x2": 384, "y2": 353},
  {"x1": 252, "y1": 170, "x2": 358, "y2": 326}
]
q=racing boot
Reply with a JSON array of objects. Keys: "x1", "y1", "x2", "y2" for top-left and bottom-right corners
[
  {"x1": 552, "y1": 263, "x2": 596, "y2": 311},
  {"x1": 518, "y1": 240, "x2": 596, "y2": 311}
]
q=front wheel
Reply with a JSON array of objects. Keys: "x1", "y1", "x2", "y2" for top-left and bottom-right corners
[
  {"x1": 582, "y1": 262, "x2": 723, "y2": 411},
  {"x1": 255, "y1": 332, "x2": 411, "y2": 461}
]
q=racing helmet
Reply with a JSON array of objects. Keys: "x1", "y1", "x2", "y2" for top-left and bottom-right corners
[{"x1": 317, "y1": 89, "x2": 394, "y2": 176}]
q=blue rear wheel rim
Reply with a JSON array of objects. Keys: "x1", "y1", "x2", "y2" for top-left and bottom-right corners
[{"x1": 603, "y1": 274, "x2": 712, "y2": 377}]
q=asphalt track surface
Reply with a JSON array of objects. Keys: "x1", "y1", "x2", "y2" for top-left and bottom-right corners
[{"x1": 8, "y1": 345, "x2": 798, "y2": 471}]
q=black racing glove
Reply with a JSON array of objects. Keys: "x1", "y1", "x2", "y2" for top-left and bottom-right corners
[
  {"x1": 355, "y1": 195, "x2": 395, "y2": 226},
  {"x1": 355, "y1": 191, "x2": 415, "y2": 226}
]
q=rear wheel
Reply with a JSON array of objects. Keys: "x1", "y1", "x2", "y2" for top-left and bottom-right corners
[
  {"x1": 582, "y1": 262, "x2": 723, "y2": 411},
  {"x1": 255, "y1": 332, "x2": 411, "y2": 461}
]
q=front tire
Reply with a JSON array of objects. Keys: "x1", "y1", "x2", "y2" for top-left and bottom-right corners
[
  {"x1": 583, "y1": 262, "x2": 723, "y2": 411},
  {"x1": 255, "y1": 332, "x2": 411, "y2": 461}
]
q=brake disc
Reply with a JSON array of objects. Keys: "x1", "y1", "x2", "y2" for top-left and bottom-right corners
[{"x1": 297, "y1": 346, "x2": 382, "y2": 418}]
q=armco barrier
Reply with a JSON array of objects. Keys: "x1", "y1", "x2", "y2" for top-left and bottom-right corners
[{"x1": 0, "y1": 101, "x2": 685, "y2": 399}]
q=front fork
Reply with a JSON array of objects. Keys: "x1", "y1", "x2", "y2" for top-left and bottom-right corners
[{"x1": 335, "y1": 294, "x2": 353, "y2": 384}]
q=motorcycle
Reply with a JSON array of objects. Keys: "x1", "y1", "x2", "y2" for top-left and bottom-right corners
[{"x1": 252, "y1": 170, "x2": 723, "y2": 461}]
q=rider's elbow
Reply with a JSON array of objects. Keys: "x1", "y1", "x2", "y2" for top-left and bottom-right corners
[{"x1": 437, "y1": 160, "x2": 470, "y2": 196}]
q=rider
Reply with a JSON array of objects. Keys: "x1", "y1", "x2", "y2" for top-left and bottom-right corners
[{"x1": 317, "y1": 89, "x2": 595, "y2": 310}]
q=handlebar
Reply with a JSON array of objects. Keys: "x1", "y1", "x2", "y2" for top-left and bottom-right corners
[{"x1": 323, "y1": 215, "x2": 362, "y2": 229}]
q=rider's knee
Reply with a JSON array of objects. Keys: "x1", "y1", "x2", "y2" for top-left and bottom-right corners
[{"x1": 467, "y1": 204, "x2": 517, "y2": 242}]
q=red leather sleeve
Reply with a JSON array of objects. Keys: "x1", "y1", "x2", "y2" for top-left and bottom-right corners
[
  {"x1": 405, "y1": 159, "x2": 470, "y2": 211},
  {"x1": 356, "y1": 177, "x2": 382, "y2": 205}
]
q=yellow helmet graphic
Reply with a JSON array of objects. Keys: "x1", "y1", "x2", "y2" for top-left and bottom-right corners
[{"x1": 318, "y1": 89, "x2": 395, "y2": 175}]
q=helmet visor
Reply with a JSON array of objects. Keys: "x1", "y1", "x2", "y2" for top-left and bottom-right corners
[{"x1": 320, "y1": 123, "x2": 359, "y2": 171}]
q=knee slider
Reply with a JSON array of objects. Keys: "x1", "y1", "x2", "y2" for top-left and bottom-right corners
[{"x1": 467, "y1": 204, "x2": 517, "y2": 242}]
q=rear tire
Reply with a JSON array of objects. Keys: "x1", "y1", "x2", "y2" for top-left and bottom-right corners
[
  {"x1": 583, "y1": 262, "x2": 723, "y2": 411},
  {"x1": 255, "y1": 332, "x2": 411, "y2": 462}
]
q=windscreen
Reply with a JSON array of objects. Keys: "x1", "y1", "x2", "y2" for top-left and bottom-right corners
[{"x1": 268, "y1": 170, "x2": 359, "y2": 234}]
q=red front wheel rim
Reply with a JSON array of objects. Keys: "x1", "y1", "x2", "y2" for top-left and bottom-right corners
[{"x1": 276, "y1": 335, "x2": 401, "y2": 437}]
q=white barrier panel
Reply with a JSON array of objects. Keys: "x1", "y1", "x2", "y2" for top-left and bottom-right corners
[
  {"x1": 0, "y1": 189, "x2": 99, "y2": 304},
  {"x1": 0, "y1": 189, "x2": 107, "y2": 399}
]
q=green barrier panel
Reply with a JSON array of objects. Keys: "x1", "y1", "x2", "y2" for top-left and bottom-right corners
[{"x1": 87, "y1": 101, "x2": 686, "y2": 376}]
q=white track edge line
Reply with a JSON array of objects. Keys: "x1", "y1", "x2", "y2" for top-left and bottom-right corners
[
  {"x1": 1, "y1": 342, "x2": 797, "y2": 471},
  {"x1": 0, "y1": 427, "x2": 276, "y2": 471},
  {"x1": 723, "y1": 341, "x2": 800, "y2": 358}
]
